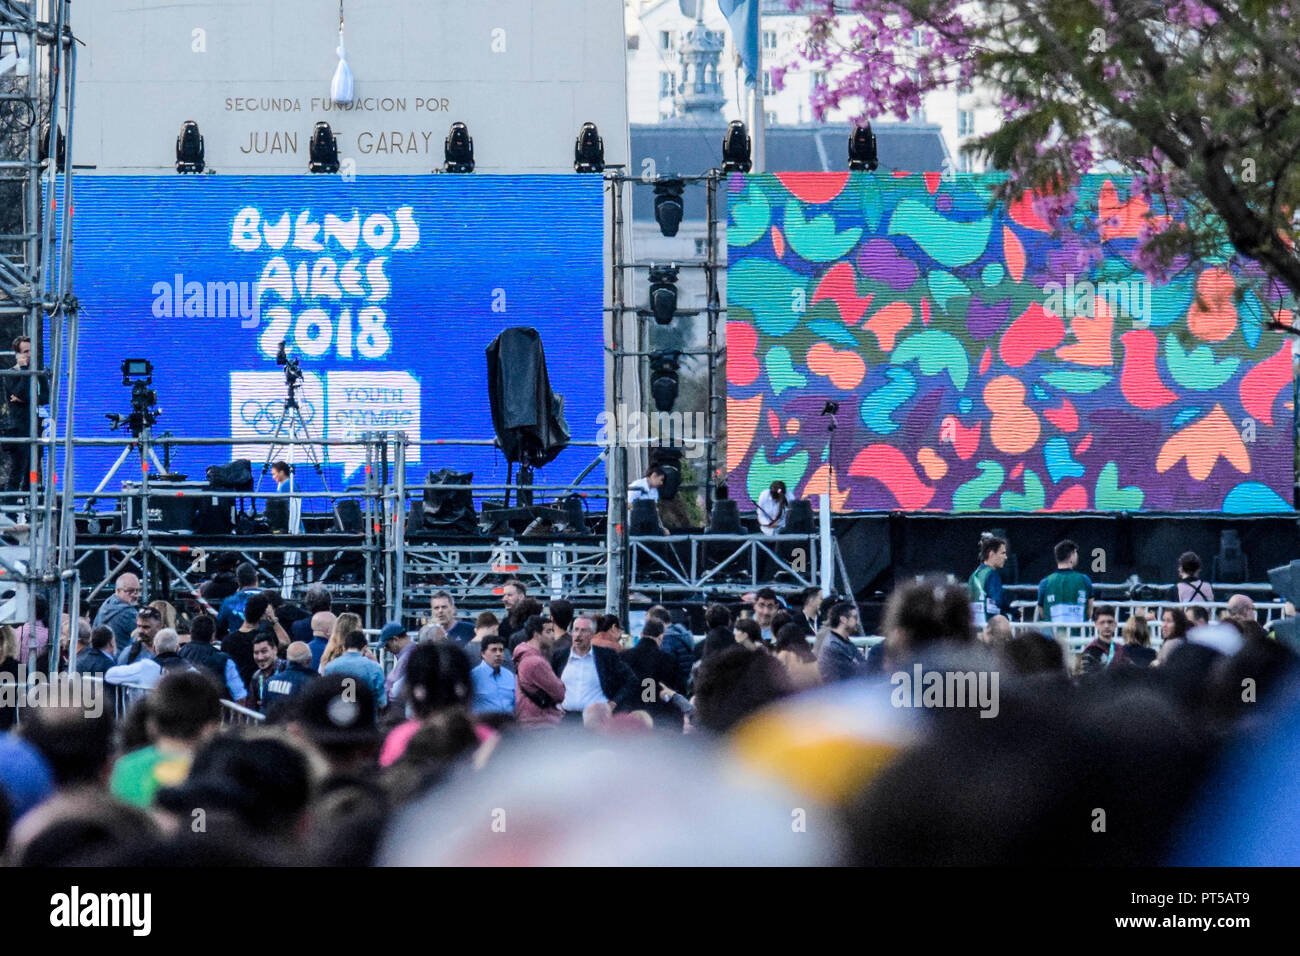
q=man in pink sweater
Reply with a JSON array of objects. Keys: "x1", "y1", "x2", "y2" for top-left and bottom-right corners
[{"x1": 513, "y1": 614, "x2": 566, "y2": 728}]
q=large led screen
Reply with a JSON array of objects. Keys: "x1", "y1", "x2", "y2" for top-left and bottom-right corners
[
  {"x1": 59, "y1": 175, "x2": 605, "y2": 499},
  {"x1": 726, "y1": 173, "x2": 1296, "y2": 514}
]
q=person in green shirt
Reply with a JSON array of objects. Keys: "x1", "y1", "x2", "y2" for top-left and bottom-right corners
[
  {"x1": 109, "y1": 670, "x2": 222, "y2": 808},
  {"x1": 968, "y1": 535, "x2": 1009, "y2": 628},
  {"x1": 1035, "y1": 539, "x2": 1094, "y2": 626}
]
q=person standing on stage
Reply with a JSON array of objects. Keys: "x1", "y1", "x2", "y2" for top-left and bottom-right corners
[
  {"x1": 968, "y1": 534, "x2": 1011, "y2": 628},
  {"x1": 756, "y1": 480, "x2": 789, "y2": 536}
]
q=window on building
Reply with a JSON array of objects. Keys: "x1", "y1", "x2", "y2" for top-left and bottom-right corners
[
  {"x1": 958, "y1": 109, "x2": 975, "y2": 136},
  {"x1": 960, "y1": 153, "x2": 973, "y2": 173},
  {"x1": 694, "y1": 237, "x2": 709, "y2": 257},
  {"x1": 766, "y1": 110, "x2": 778, "y2": 125},
  {"x1": 913, "y1": 27, "x2": 926, "y2": 47},
  {"x1": 660, "y1": 30, "x2": 675, "y2": 51},
  {"x1": 812, "y1": 70, "x2": 828, "y2": 89},
  {"x1": 660, "y1": 72, "x2": 677, "y2": 98},
  {"x1": 957, "y1": 78, "x2": 972, "y2": 95},
  {"x1": 627, "y1": 34, "x2": 640, "y2": 51},
  {"x1": 763, "y1": 69, "x2": 774, "y2": 96},
  {"x1": 762, "y1": 30, "x2": 778, "y2": 51}
]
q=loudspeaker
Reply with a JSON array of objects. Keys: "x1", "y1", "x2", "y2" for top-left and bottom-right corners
[
  {"x1": 1213, "y1": 529, "x2": 1247, "y2": 583},
  {"x1": 265, "y1": 497, "x2": 289, "y2": 533},
  {"x1": 194, "y1": 496, "x2": 232, "y2": 535},
  {"x1": 706, "y1": 498, "x2": 742, "y2": 535},
  {"x1": 649, "y1": 447, "x2": 683, "y2": 500},
  {"x1": 151, "y1": 496, "x2": 198, "y2": 533},
  {"x1": 334, "y1": 499, "x2": 364, "y2": 534},
  {"x1": 629, "y1": 498, "x2": 664, "y2": 536}
]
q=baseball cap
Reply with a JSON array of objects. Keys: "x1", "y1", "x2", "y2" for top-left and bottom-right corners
[
  {"x1": 379, "y1": 622, "x2": 406, "y2": 644},
  {"x1": 290, "y1": 675, "x2": 380, "y2": 748},
  {"x1": 0, "y1": 734, "x2": 55, "y2": 821}
]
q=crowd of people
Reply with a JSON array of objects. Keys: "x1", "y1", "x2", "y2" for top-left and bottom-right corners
[{"x1": 0, "y1": 533, "x2": 1297, "y2": 865}]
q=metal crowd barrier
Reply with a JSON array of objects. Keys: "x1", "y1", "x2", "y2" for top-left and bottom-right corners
[{"x1": 22, "y1": 675, "x2": 269, "y2": 725}]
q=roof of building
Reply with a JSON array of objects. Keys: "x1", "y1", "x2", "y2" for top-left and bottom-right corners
[{"x1": 628, "y1": 121, "x2": 949, "y2": 218}]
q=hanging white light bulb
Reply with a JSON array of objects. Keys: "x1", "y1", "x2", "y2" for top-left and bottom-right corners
[{"x1": 331, "y1": 1, "x2": 354, "y2": 106}]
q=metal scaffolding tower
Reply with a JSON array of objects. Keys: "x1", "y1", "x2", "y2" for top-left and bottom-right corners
[{"x1": 0, "y1": 0, "x2": 77, "y2": 667}]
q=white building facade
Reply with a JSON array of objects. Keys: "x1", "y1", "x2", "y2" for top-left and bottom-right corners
[{"x1": 625, "y1": 0, "x2": 996, "y2": 172}]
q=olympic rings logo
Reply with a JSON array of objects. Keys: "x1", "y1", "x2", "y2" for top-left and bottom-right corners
[{"x1": 238, "y1": 398, "x2": 318, "y2": 435}]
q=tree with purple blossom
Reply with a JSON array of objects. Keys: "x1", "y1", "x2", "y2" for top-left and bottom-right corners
[{"x1": 783, "y1": 0, "x2": 1300, "y2": 310}]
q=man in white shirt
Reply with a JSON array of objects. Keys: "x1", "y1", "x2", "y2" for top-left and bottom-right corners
[
  {"x1": 555, "y1": 620, "x2": 609, "y2": 724},
  {"x1": 106, "y1": 628, "x2": 184, "y2": 688},
  {"x1": 627, "y1": 464, "x2": 667, "y2": 505}
]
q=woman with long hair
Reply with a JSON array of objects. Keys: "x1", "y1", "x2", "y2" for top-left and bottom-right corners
[
  {"x1": 320, "y1": 612, "x2": 363, "y2": 673},
  {"x1": 1154, "y1": 606, "x2": 1191, "y2": 666},
  {"x1": 1109, "y1": 614, "x2": 1156, "y2": 669},
  {"x1": 149, "y1": 599, "x2": 178, "y2": 632}
]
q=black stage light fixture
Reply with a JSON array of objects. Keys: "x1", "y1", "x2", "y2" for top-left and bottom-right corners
[
  {"x1": 848, "y1": 123, "x2": 879, "y2": 171},
  {"x1": 308, "y1": 121, "x2": 340, "y2": 173},
  {"x1": 574, "y1": 121, "x2": 605, "y2": 173},
  {"x1": 648, "y1": 263, "x2": 679, "y2": 325},
  {"x1": 445, "y1": 121, "x2": 475, "y2": 173},
  {"x1": 175, "y1": 120, "x2": 203, "y2": 174},
  {"x1": 649, "y1": 349, "x2": 681, "y2": 413},
  {"x1": 40, "y1": 122, "x2": 66, "y2": 172},
  {"x1": 721, "y1": 120, "x2": 752, "y2": 173},
  {"x1": 653, "y1": 177, "x2": 685, "y2": 236}
]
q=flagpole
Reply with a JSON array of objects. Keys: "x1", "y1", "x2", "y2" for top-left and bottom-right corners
[{"x1": 751, "y1": 2, "x2": 766, "y2": 172}]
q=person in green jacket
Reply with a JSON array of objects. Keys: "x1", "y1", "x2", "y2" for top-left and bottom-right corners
[
  {"x1": 1036, "y1": 539, "x2": 1094, "y2": 626},
  {"x1": 968, "y1": 534, "x2": 1009, "y2": 628}
]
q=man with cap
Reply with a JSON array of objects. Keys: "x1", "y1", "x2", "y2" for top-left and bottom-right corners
[
  {"x1": 378, "y1": 622, "x2": 411, "y2": 702},
  {"x1": 288, "y1": 675, "x2": 381, "y2": 774}
]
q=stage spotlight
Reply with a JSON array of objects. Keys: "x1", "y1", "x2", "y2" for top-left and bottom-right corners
[
  {"x1": 445, "y1": 122, "x2": 475, "y2": 173},
  {"x1": 721, "y1": 120, "x2": 752, "y2": 173},
  {"x1": 574, "y1": 122, "x2": 605, "y2": 173},
  {"x1": 649, "y1": 349, "x2": 681, "y2": 413},
  {"x1": 308, "y1": 121, "x2": 340, "y2": 173},
  {"x1": 653, "y1": 177, "x2": 684, "y2": 236},
  {"x1": 648, "y1": 264, "x2": 679, "y2": 325},
  {"x1": 175, "y1": 120, "x2": 204, "y2": 174},
  {"x1": 849, "y1": 123, "x2": 879, "y2": 171}
]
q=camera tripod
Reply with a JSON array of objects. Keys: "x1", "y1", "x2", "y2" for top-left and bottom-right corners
[
  {"x1": 83, "y1": 422, "x2": 168, "y2": 513},
  {"x1": 257, "y1": 373, "x2": 330, "y2": 492}
]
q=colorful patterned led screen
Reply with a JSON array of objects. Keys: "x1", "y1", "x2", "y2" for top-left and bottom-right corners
[{"x1": 725, "y1": 173, "x2": 1296, "y2": 514}]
